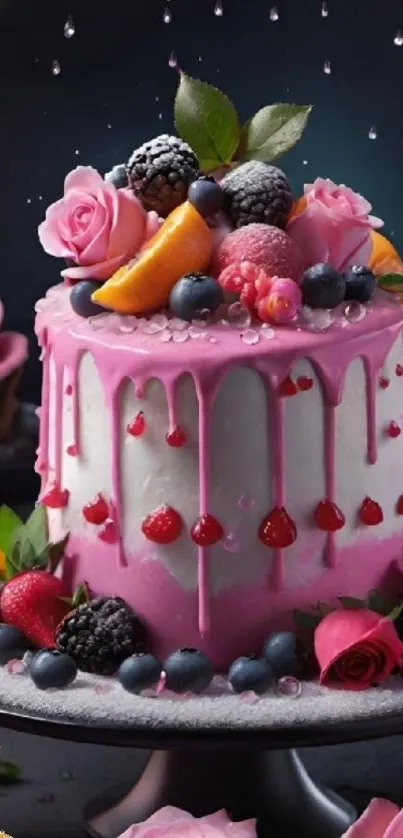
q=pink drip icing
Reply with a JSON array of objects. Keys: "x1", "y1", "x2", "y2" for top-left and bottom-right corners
[
  {"x1": 324, "y1": 403, "x2": 337, "y2": 568},
  {"x1": 194, "y1": 375, "x2": 214, "y2": 637},
  {"x1": 38, "y1": 347, "x2": 50, "y2": 489},
  {"x1": 71, "y1": 360, "x2": 80, "y2": 456},
  {"x1": 364, "y1": 361, "x2": 377, "y2": 465},
  {"x1": 165, "y1": 380, "x2": 177, "y2": 436},
  {"x1": 269, "y1": 380, "x2": 285, "y2": 589},
  {"x1": 109, "y1": 388, "x2": 125, "y2": 567},
  {"x1": 53, "y1": 359, "x2": 64, "y2": 487}
]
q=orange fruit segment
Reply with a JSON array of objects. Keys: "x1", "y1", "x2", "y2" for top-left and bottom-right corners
[
  {"x1": 369, "y1": 231, "x2": 403, "y2": 276},
  {"x1": 92, "y1": 201, "x2": 213, "y2": 315},
  {"x1": 0, "y1": 548, "x2": 6, "y2": 579}
]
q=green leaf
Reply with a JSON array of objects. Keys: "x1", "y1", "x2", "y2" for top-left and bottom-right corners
[
  {"x1": 48, "y1": 534, "x2": 69, "y2": 575},
  {"x1": 238, "y1": 103, "x2": 312, "y2": 163},
  {"x1": 174, "y1": 72, "x2": 241, "y2": 170},
  {"x1": 316, "y1": 601, "x2": 334, "y2": 616},
  {"x1": 0, "y1": 505, "x2": 22, "y2": 557},
  {"x1": 338, "y1": 596, "x2": 367, "y2": 610},
  {"x1": 388, "y1": 604, "x2": 403, "y2": 622},
  {"x1": 367, "y1": 588, "x2": 394, "y2": 616},
  {"x1": 293, "y1": 609, "x2": 322, "y2": 632},
  {"x1": 71, "y1": 581, "x2": 91, "y2": 608},
  {"x1": 24, "y1": 505, "x2": 48, "y2": 559},
  {"x1": 0, "y1": 760, "x2": 21, "y2": 784},
  {"x1": 378, "y1": 273, "x2": 403, "y2": 287}
]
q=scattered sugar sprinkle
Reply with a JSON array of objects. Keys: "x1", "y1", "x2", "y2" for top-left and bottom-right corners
[
  {"x1": 169, "y1": 317, "x2": 188, "y2": 331},
  {"x1": 160, "y1": 329, "x2": 173, "y2": 343},
  {"x1": 172, "y1": 330, "x2": 189, "y2": 343},
  {"x1": 260, "y1": 324, "x2": 275, "y2": 340},
  {"x1": 240, "y1": 691, "x2": 260, "y2": 704},
  {"x1": 226, "y1": 302, "x2": 252, "y2": 328}
]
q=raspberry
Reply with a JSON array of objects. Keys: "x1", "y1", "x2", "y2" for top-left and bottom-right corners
[
  {"x1": 142, "y1": 504, "x2": 183, "y2": 544},
  {"x1": 166, "y1": 426, "x2": 187, "y2": 447},
  {"x1": 127, "y1": 411, "x2": 146, "y2": 437},
  {"x1": 191, "y1": 514, "x2": 224, "y2": 546},
  {"x1": 240, "y1": 282, "x2": 257, "y2": 310},
  {"x1": 82, "y1": 494, "x2": 109, "y2": 525}
]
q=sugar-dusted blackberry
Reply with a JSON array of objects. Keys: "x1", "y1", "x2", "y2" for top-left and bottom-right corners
[
  {"x1": 55, "y1": 596, "x2": 147, "y2": 675},
  {"x1": 221, "y1": 161, "x2": 293, "y2": 229},
  {"x1": 126, "y1": 134, "x2": 200, "y2": 217}
]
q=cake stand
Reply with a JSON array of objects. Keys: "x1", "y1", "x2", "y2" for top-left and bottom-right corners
[{"x1": 1, "y1": 669, "x2": 403, "y2": 838}]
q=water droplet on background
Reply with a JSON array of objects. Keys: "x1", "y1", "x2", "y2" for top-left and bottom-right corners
[
  {"x1": 64, "y1": 14, "x2": 75, "y2": 38},
  {"x1": 302, "y1": 159, "x2": 308, "y2": 165},
  {"x1": 321, "y1": 2, "x2": 329, "y2": 17},
  {"x1": 168, "y1": 50, "x2": 177, "y2": 68},
  {"x1": 341, "y1": 301, "x2": 366, "y2": 324},
  {"x1": 214, "y1": 0, "x2": 223, "y2": 16},
  {"x1": 163, "y1": 6, "x2": 172, "y2": 23},
  {"x1": 238, "y1": 494, "x2": 256, "y2": 511},
  {"x1": 158, "y1": 113, "x2": 163, "y2": 120},
  {"x1": 241, "y1": 329, "x2": 260, "y2": 346},
  {"x1": 75, "y1": 149, "x2": 80, "y2": 155},
  {"x1": 301, "y1": 306, "x2": 333, "y2": 332},
  {"x1": 223, "y1": 533, "x2": 240, "y2": 553},
  {"x1": 51, "y1": 60, "x2": 61, "y2": 76},
  {"x1": 26, "y1": 198, "x2": 32, "y2": 204},
  {"x1": 368, "y1": 125, "x2": 377, "y2": 140},
  {"x1": 323, "y1": 59, "x2": 331, "y2": 74},
  {"x1": 226, "y1": 302, "x2": 252, "y2": 328},
  {"x1": 394, "y1": 29, "x2": 403, "y2": 46},
  {"x1": 269, "y1": 6, "x2": 279, "y2": 21}
]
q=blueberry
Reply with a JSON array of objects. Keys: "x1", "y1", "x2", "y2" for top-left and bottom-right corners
[
  {"x1": 344, "y1": 265, "x2": 376, "y2": 303},
  {"x1": 118, "y1": 653, "x2": 162, "y2": 694},
  {"x1": 188, "y1": 176, "x2": 224, "y2": 218},
  {"x1": 169, "y1": 273, "x2": 224, "y2": 321},
  {"x1": 164, "y1": 647, "x2": 213, "y2": 693},
  {"x1": 104, "y1": 163, "x2": 128, "y2": 189},
  {"x1": 301, "y1": 263, "x2": 346, "y2": 310},
  {"x1": 228, "y1": 655, "x2": 275, "y2": 695},
  {"x1": 0, "y1": 624, "x2": 30, "y2": 666},
  {"x1": 70, "y1": 281, "x2": 105, "y2": 318},
  {"x1": 30, "y1": 649, "x2": 77, "y2": 690},
  {"x1": 263, "y1": 631, "x2": 299, "y2": 677}
]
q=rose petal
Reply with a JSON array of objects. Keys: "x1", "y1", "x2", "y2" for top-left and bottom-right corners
[
  {"x1": 64, "y1": 166, "x2": 105, "y2": 194},
  {"x1": 342, "y1": 799, "x2": 400, "y2": 838},
  {"x1": 61, "y1": 253, "x2": 127, "y2": 281},
  {"x1": 106, "y1": 187, "x2": 146, "y2": 261},
  {"x1": 384, "y1": 808, "x2": 403, "y2": 838}
]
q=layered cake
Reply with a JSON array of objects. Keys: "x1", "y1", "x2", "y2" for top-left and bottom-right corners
[{"x1": 2, "y1": 74, "x2": 403, "y2": 694}]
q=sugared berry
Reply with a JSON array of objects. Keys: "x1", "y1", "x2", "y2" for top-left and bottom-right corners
[
  {"x1": 127, "y1": 411, "x2": 146, "y2": 437},
  {"x1": 396, "y1": 495, "x2": 403, "y2": 515},
  {"x1": 70, "y1": 281, "x2": 105, "y2": 319},
  {"x1": 388, "y1": 421, "x2": 401, "y2": 438},
  {"x1": 166, "y1": 426, "x2": 186, "y2": 447},
  {"x1": 228, "y1": 655, "x2": 275, "y2": 695},
  {"x1": 240, "y1": 282, "x2": 258, "y2": 311},
  {"x1": 141, "y1": 504, "x2": 183, "y2": 544},
  {"x1": 169, "y1": 273, "x2": 224, "y2": 322},
  {"x1": 30, "y1": 649, "x2": 77, "y2": 690},
  {"x1": 297, "y1": 376, "x2": 313, "y2": 391},
  {"x1": 396, "y1": 365, "x2": 403, "y2": 377},
  {"x1": 41, "y1": 481, "x2": 69, "y2": 509},
  {"x1": 263, "y1": 631, "x2": 299, "y2": 678},
  {"x1": 191, "y1": 513, "x2": 224, "y2": 546},
  {"x1": 82, "y1": 494, "x2": 109, "y2": 525},
  {"x1": 379, "y1": 377, "x2": 390, "y2": 390},
  {"x1": 315, "y1": 499, "x2": 345, "y2": 532},
  {"x1": 344, "y1": 265, "x2": 376, "y2": 303},
  {"x1": 164, "y1": 647, "x2": 213, "y2": 693},
  {"x1": 278, "y1": 376, "x2": 298, "y2": 397},
  {"x1": 118, "y1": 653, "x2": 162, "y2": 694},
  {"x1": 358, "y1": 497, "x2": 383, "y2": 526},
  {"x1": 98, "y1": 519, "x2": 118, "y2": 543},
  {"x1": 104, "y1": 163, "x2": 128, "y2": 189},
  {"x1": 301, "y1": 263, "x2": 346, "y2": 310},
  {"x1": 188, "y1": 176, "x2": 224, "y2": 218},
  {"x1": 0, "y1": 624, "x2": 30, "y2": 666},
  {"x1": 258, "y1": 507, "x2": 297, "y2": 548}
]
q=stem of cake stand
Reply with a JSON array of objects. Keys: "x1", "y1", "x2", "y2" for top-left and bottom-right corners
[{"x1": 83, "y1": 747, "x2": 355, "y2": 838}]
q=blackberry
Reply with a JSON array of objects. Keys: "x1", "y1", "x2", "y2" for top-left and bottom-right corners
[
  {"x1": 127, "y1": 134, "x2": 200, "y2": 217},
  {"x1": 221, "y1": 161, "x2": 293, "y2": 229},
  {"x1": 56, "y1": 596, "x2": 147, "y2": 675}
]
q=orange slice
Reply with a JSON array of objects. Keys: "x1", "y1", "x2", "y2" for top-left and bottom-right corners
[
  {"x1": 369, "y1": 231, "x2": 403, "y2": 276},
  {"x1": 0, "y1": 548, "x2": 6, "y2": 579},
  {"x1": 92, "y1": 201, "x2": 213, "y2": 315}
]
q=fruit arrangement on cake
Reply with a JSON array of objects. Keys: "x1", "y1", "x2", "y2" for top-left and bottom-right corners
[{"x1": 2, "y1": 73, "x2": 403, "y2": 699}]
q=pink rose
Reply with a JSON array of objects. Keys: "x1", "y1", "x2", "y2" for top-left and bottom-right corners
[
  {"x1": 314, "y1": 608, "x2": 403, "y2": 690},
  {"x1": 118, "y1": 807, "x2": 257, "y2": 838},
  {"x1": 38, "y1": 166, "x2": 152, "y2": 282},
  {"x1": 287, "y1": 178, "x2": 383, "y2": 272},
  {"x1": 342, "y1": 798, "x2": 403, "y2": 838}
]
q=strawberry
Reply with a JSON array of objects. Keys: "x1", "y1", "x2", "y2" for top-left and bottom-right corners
[
  {"x1": 191, "y1": 514, "x2": 224, "y2": 546},
  {"x1": 0, "y1": 570, "x2": 70, "y2": 648},
  {"x1": 141, "y1": 504, "x2": 183, "y2": 544}
]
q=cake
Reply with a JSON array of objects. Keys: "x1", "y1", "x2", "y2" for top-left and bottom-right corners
[{"x1": 3, "y1": 73, "x2": 403, "y2": 693}]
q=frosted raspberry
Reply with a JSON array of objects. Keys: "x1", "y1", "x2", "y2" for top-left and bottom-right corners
[
  {"x1": 218, "y1": 261, "x2": 262, "y2": 294},
  {"x1": 240, "y1": 282, "x2": 257, "y2": 310},
  {"x1": 213, "y1": 224, "x2": 303, "y2": 281}
]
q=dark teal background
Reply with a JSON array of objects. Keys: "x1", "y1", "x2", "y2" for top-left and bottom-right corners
[{"x1": 0, "y1": 0, "x2": 402, "y2": 400}]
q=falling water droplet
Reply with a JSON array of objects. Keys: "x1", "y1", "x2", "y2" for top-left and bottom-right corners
[
  {"x1": 155, "y1": 95, "x2": 160, "y2": 102},
  {"x1": 302, "y1": 159, "x2": 308, "y2": 165},
  {"x1": 163, "y1": 6, "x2": 172, "y2": 23},
  {"x1": 168, "y1": 50, "x2": 177, "y2": 68},
  {"x1": 394, "y1": 29, "x2": 403, "y2": 46},
  {"x1": 74, "y1": 149, "x2": 80, "y2": 155},
  {"x1": 158, "y1": 113, "x2": 163, "y2": 120},
  {"x1": 368, "y1": 125, "x2": 377, "y2": 140},
  {"x1": 26, "y1": 198, "x2": 32, "y2": 204},
  {"x1": 269, "y1": 5, "x2": 279, "y2": 21},
  {"x1": 63, "y1": 14, "x2": 75, "y2": 38},
  {"x1": 214, "y1": 0, "x2": 223, "y2": 16},
  {"x1": 51, "y1": 60, "x2": 61, "y2": 76},
  {"x1": 323, "y1": 59, "x2": 331, "y2": 74},
  {"x1": 321, "y1": 2, "x2": 329, "y2": 17}
]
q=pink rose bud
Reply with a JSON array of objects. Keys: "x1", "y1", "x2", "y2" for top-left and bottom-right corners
[{"x1": 257, "y1": 277, "x2": 302, "y2": 324}]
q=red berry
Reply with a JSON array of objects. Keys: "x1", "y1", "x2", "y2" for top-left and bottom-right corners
[
  {"x1": 41, "y1": 482, "x2": 69, "y2": 509},
  {"x1": 66, "y1": 443, "x2": 79, "y2": 457},
  {"x1": 358, "y1": 497, "x2": 383, "y2": 526},
  {"x1": 240, "y1": 282, "x2": 257, "y2": 310},
  {"x1": 259, "y1": 507, "x2": 297, "y2": 548},
  {"x1": 278, "y1": 376, "x2": 298, "y2": 397},
  {"x1": 0, "y1": 570, "x2": 70, "y2": 649},
  {"x1": 396, "y1": 364, "x2": 403, "y2": 377},
  {"x1": 255, "y1": 273, "x2": 273, "y2": 302},
  {"x1": 388, "y1": 421, "x2": 401, "y2": 438},
  {"x1": 98, "y1": 519, "x2": 118, "y2": 544},
  {"x1": 166, "y1": 426, "x2": 186, "y2": 447},
  {"x1": 191, "y1": 514, "x2": 224, "y2": 546},
  {"x1": 127, "y1": 411, "x2": 146, "y2": 437},
  {"x1": 379, "y1": 376, "x2": 390, "y2": 389},
  {"x1": 315, "y1": 499, "x2": 345, "y2": 532},
  {"x1": 65, "y1": 383, "x2": 73, "y2": 396},
  {"x1": 297, "y1": 376, "x2": 313, "y2": 392},
  {"x1": 82, "y1": 494, "x2": 109, "y2": 525},
  {"x1": 396, "y1": 495, "x2": 403, "y2": 515},
  {"x1": 142, "y1": 504, "x2": 183, "y2": 545}
]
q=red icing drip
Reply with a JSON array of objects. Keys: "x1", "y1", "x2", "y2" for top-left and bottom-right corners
[
  {"x1": 166, "y1": 425, "x2": 187, "y2": 447},
  {"x1": 258, "y1": 507, "x2": 297, "y2": 549},
  {"x1": 396, "y1": 364, "x2": 403, "y2": 377},
  {"x1": 278, "y1": 376, "x2": 297, "y2": 397},
  {"x1": 98, "y1": 519, "x2": 118, "y2": 544},
  {"x1": 297, "y1": 376, "x2": 313, "y2": 392},
  {"x1": 82, "y1": 494, "x2": 109, "y2": 525},
  {"x1": 66, "y1": 443, "x2": 79, "y2": 457},
  {"x1": 358, "y1": 496, "x2": 383, "y2": 526},
  {"x1": 388, "y1": 421, "x2": 401, "y2": 438},
  {"x1": 315, "y1": 499, "x2": 345, "y2": 532},
  {"x1": 41, "y1": 482, "x2": 69, "y2": 509},
  {"x1": 127, "y1": 411, "x2": 146, "y2": 437},
  {"x1": 142, "y1": 504, "x2": 183, "y2": 545},
  {"x1": 379, "y1": 376, "x2": 390, "y2": 389},
  {"x1": 191, "y1": 514, "x2": 224, "y2": 547},
  {"x1": 396, "y1": 495, "x2": 403, "y2": 515},
  {"x1": 65, "y1": 383, "x2": 73, "y2": 396}
]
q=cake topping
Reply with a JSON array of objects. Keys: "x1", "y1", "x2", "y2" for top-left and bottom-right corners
[
  {"x1": 387, "y1": 421, "x2": 401, "y2": 439},
  {"x1": 127, "y1": 411, "x2": 146, "y2": 437},
  {"x1": 82, "y1": 494, "x2": 109, "y2": 525},
  {"x1": 163, "y1": 647, "x2": 213, "y2": 693},
  {"x1": 169, "y1": 272, "x2": 224, "y2": 322},
  {"x1": 127, "y1": 134, "x2": 200, "y2": 217},
  {"x1": 220, "y1": 161, "x2": 293, "y2": 229},
  {"x1": 98, "y1": 519, "x2": 119, "y2": 544},
  {"x1": 213, "y1": 223, "x2": 303, "y2": 283},
  {"x1": 188, "y1": 176, "x2": 224, "y2": 219},
  {"x1": 141, "y1": 504, "x2": 183, "y2": 544},
  {"x1": 190, "y1": 513, "x2": 224, "y2": 546},
  {"x1": 258, "y1": 507, "x2": 297, "y2": 548},
  {"x1": 166, "y1": 425, "x2": 187, "y2": 447},
  {"x1": 40, "y1": 481, "x2": 69, "y2": 509},
  {"x1": 358, "y1": 496, "x2": 384, "y2": 526},
  {"x1": 278, "y1": 376, "x2": 298, "y2": 397},
  {"x1": 297, "y1": 376, "x2": 313, "y2": 391},
  {"x1": 256, "y1": 277, "x2": 302, "y2": 324},
  {"x1": 396, "y1": 495, "x2": 403, "y2": 515},
  {"x1": 118, "y1": 653, "x2": 163, "y2": 695},
  {"x1": 228, "y1": 654, "x2": 275, "y2": 695},
  {"x1": 396, "y1": 364, "x2": 403, "y2": 377},
  {"x1": 70, "y1": 280, "x2": 105, "y2": 319},
  {"x1": 344, "y1": 265, "x2": 376, "y2": 303},
  {"x1": 301, "y1": 263, "x2": 346, "y2": 310},
  {"x1": 29, "y1": 649, "x2": 77, "y2": 691},
  {"x1": 379, "y1": 376, "x2": 390, "y2": 389},
  {"x1": 315, "y1": 499, "x2": 345, "y2": 532}
]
